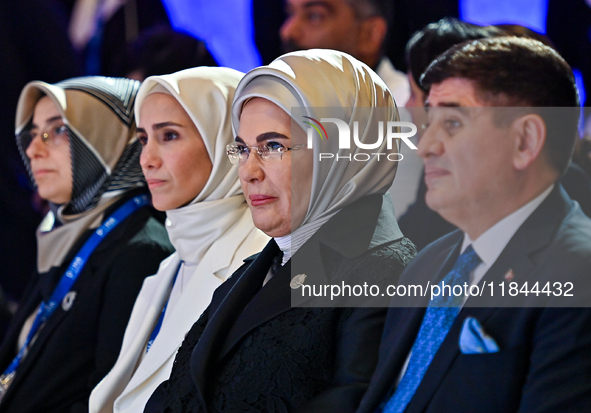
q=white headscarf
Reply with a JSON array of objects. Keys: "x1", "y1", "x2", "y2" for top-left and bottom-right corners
[
  {"x1": 86, "y1": 68, "x2": 268, "y2": 413},
  {"x1": 232, "y1": 49, "x2": 400, "y2": 259},
  {"x1": 135, "y1": 66, "x2": 246, "y2": 264}
]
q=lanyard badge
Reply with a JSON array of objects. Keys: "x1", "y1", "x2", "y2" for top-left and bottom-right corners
[{"x1": 0, "y1": 195, "x2": 149, "y2": 400}]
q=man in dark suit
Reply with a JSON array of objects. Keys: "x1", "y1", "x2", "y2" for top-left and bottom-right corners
[{"x1": 358, "y1": 36, "x2": 591, "y2": 413}]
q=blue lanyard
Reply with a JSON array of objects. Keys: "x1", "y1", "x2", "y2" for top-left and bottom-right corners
[
  {"x1": 2, "y1": 195, "x2": 150, "y2": 377},
  {"x1": 146, "y1": 262, "x2": 182, "y2": 353}
]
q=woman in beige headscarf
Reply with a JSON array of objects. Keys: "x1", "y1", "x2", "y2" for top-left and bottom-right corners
[
  {"x1": 89, "y1": 67, "x2": 269, "y2": 413},
  {"x1": 0, "y1": 77, "x2": 173, "y2": 413},
  {"x1": 145, "y1": 49, "x2": 417, "y2": 412}
]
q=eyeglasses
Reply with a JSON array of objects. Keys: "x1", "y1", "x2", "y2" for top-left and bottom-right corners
[
  {"x1": 226, "y1": 142, "x2": 305, "y2": 164},
  {"x1": 27, "y1": 121, "x2": 69, "y2": 147}
]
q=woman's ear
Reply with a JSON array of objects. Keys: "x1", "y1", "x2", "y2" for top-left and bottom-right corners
[{"x1": 512, "y1": 113, "x2": 546, "y2": 171}]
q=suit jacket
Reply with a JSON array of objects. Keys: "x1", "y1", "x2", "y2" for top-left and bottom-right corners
[
  {"x1": 358, "y1": 185, "x2": 591, "y2": 413},
  {"x1": 0, "y1": 190, "x2": 174, "y2": 413},
  {"x1": 147, "y1": 194, "x2": 417, "y2": 413}
]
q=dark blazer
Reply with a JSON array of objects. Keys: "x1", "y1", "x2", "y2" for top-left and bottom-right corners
[
  {"x1": 0, "y1": 190, "x2": 174, "y2": 413},
  {"x1": 358, "y1": 185, "x2": 591, "y2": 413},
  {"x1": 147, "y1": 194, "x2": 416, "y2": 413}
]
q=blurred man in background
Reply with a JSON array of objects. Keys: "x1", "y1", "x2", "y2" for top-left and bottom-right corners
[{"x1": 280, "y1": 0, "x2": 410, "y2": 106}]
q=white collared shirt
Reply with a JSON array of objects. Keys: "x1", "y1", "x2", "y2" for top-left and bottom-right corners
[
  {"x1": 395, "y1": 184, "x2": 554, "y2": 384},
  {"x1": 460, "y1": 184, "x2": 554, "y2": 291}
]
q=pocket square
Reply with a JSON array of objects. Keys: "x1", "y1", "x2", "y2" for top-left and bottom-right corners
[{"x1": 459, "y1": 317, "x2": 500, "y2": 354}]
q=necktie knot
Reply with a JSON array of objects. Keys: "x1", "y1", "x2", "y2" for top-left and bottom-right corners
[
  {"x1": 455, "y1": 245, "x2": 481, "y2": 280},
  {"x1": 430, "y1": 245, "x2": 480, "y2": 307}
]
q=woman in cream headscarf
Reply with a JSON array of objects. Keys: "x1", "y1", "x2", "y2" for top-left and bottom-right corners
[
  {"x1": 89, "y1": 67, "x2": 269, "y2": 413},
  {"x1": 146, "y1": 50, "x2": 417, "y2": 412},
  {"x1": 0, "y1": 77, "x2": 173, "y2": 413}
]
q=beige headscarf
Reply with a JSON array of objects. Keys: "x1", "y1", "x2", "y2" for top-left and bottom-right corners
[
  {"x1": 15, "y1": 77, "x2": 144, "y2": 273},
  {"x1": 134, "y1": 67, "x2": 248, "y2": 265},
  {"x1": 232, "y1": 49, "x2": 400, "y2": 256}
]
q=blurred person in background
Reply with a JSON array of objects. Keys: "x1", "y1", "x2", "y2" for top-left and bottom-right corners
[
  {"x1": 280, "y1": 0, "x2": 409, "y2": 105},
  {"x1": 57, "y1": 0, "x2": 171, "y2": 75},
  {"x1": 108, "y1": 26, "x2": 217, "y2": 81}
]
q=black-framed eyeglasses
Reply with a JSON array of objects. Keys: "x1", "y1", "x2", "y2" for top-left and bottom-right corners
[{"x1": 226, "y1": 142, "x2": 305, "y2": 164}]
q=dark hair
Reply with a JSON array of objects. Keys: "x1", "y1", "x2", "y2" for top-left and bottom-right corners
[
  {"x1": 405, "y1": 18, "x2": 504, "y2": 91},
  {"x1": 422, "y1": 36, "x2": 580, "y2": 175},
  {"x1": 493, "y1": 24, "x2": 556, "y2": 48}
]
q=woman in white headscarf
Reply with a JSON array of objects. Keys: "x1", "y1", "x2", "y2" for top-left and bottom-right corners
[
  {"x1": 89, "y1": 67, "x2": 269, "y2": 413},
  {"x1": 145, "y1": 50, "x2": 417, "y2": 413},
  {"x1": 0, "y1": 77, "x2": 174, "y2": 413}
]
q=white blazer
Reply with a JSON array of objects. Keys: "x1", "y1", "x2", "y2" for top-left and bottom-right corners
[{"x1": 89, "y1": 207, "x2": 268, "y2": 413}]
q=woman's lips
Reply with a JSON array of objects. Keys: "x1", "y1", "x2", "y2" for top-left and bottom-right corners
[
  {"x1": 32, "y1": 169, "x2": 54, "y2": 178},
  {"x1": 147, "y1": 179, "x2": 167, "y2": 189},
  {"x1": 249, "y1": 194, "x2": 278, "y2": 206}
]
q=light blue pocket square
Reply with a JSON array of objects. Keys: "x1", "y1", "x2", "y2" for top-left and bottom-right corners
[{"x1": 459, "y1": 317, "x2": 500, "y2": 354}]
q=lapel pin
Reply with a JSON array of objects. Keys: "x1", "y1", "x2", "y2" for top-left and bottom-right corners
[
  {"x1": 504, "y1": 269, "x2": 514, "y2": 281},
  {"x1": 290, "y1": 274, "x2": 307, "y2": 289},
  {"x1": 62, "y1": 291, "x2": 77, "y2": 311}
]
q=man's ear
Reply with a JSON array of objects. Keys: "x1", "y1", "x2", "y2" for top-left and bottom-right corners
[
  {"x1": 358, "y1": 16, "x2": 387, "y2": 66},
  {"x1": 512, "y1": 113, "x2": 546, "y2": 171}
]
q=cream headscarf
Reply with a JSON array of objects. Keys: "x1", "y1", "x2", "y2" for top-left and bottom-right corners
[
  {"x1": 15, "y1": 77, "x2": 144, "y2": 273},
  {"x1": 232, "y1": 49, "x2": 400, "y2": 258},
  {"x1": 134, "y1": 67, "x2": 246, "y2": 265}
]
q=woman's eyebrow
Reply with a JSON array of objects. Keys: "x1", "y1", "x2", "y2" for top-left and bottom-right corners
[
  {"x1": 31, "y1": 115, "x2": 62, "y2": 129},
  {"x1": 46, "y1": 116, "x2": 63, "y2": 124},
  {"x1": 235, "y1": 132, "x2": 289, "y2": 144},
  {"x1": 153, "y1": 121, "x2": 183, "y2": 130},
  {"x1": 256, "y1": 132, "x2": 288, "y2": 143}
]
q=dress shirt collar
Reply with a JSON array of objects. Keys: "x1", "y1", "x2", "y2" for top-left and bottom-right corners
[{"x1": 461, "y1": 184, "x2": 554, "y2": 271}]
